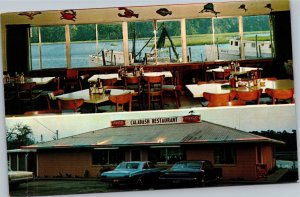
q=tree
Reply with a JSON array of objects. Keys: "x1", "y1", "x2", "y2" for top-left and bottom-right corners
[{"x1": 6, "y1": 123, "x2": 36, "y2": 150}]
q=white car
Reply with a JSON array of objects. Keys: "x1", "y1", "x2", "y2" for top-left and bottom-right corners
[{"x1": 8, "y1": 167, "x2": 33, "y2": 187}]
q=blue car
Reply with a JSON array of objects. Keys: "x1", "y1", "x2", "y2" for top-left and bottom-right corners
[{"x1": 100, "y1": 161, "x2": 163, "y2": 188}]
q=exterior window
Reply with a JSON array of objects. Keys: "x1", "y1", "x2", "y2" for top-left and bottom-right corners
[
  {"x1": 70, "y1": 24, "x2": 97, "y2": 68},
  {"x1": 214, "y1": 146, "x2": 237, "y2": 164},
  {"x1": 257, "y1": 145, "x2": 262, "y2": 163},
  {"x1": 30, "y1": 26, "x2": 66, "y2": 70},
  {"x1": 243, "y1": 15, "x2": 273, "y2": 59},
  {"x1": 131, "y1": 149, "x2": 141, "y2": 161},
  {"x1": 128, "y1": 21, "x2": 154, "y2": 64},
  {"x1": 148, "y1": 147, "x2": 185, "y2": 164},
  {"x1": 186, "y1": 18, "x2": 213, "y2": 62},
  {"x1": 92, "y1": 149, "x2": 125, "y2": 165}
]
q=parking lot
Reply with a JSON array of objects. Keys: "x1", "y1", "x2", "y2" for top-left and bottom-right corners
[{"x1": 9, "y1": 179, "x2": 224, "y2": 196}]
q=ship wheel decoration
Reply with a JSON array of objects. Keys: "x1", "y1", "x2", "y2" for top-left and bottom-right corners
[
  {"x1": 118, "y1": 7, "x2": 139, "y2": 18},
  {"x1": 156, "y1": 8, "x2": 172, "y2": 16},
  {"x1": 238, "y1": 4, "x2": 247, "y2": 12},
  {"x1": 18, "y1": 11, "x2": 42, "y2": 20},
  {"x1": 60, "y1": 10, "x2": 77, "y2": 21},
  {"x1": 264, "y1": 3, "x2": 274, "y2": 12},
  {"x1": 199, "y1": 3, "x2": 220, "y2": 17}
]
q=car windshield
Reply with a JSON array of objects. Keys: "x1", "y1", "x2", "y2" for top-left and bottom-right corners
[
  {"x1": 116, "y1": 162, "x2": 140, "y2": 170},
  {"x1": 171, "y1": 162, "x2": 202, "y2": 169}
]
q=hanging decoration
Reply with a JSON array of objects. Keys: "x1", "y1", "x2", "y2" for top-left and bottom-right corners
[
  {"x1": 156, "y1": 8, "x2": 172, "y2": 16},
  {"x1": 18, "y1": 11, "x2": 42, "y2": 20},
  {"x1": 238, "y1": 4, "x2": 247, "y2": 12},
  {"x1": 60, "y1": 10, "x2": 77, "y2": 21},
  {"x1": 264, "y1": 3, "x2": 274, "y2": 11},
  {"x1": 199, "y1": 3, "x2": 220, "y2": 17},
  {"x1": 118, "y1": 7, "x2": 139, "y2": 18}
]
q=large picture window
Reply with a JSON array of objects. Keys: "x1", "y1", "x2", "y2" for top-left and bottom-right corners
[
  {"x1": 30, "y1": 26, "x2": 66, "y2": 70},
  {"x1": 29, "y1": 15, "x2": 273, "y2": 71},
  {"x1": 92, "y1": 149, "x2": 125, "y2": 165},
  {"x1": 214, "y1": 145, "x2": 237, "y2": 165},
  {"x1": 148, "y1": 147, "x2": 185, "y2": 164}
]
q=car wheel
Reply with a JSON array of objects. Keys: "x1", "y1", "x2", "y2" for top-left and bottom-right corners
[
  {"x1": 136, "y1": 176, "x2": 146, "y2": 188},
  {"x1": 200, "y1": 176, "x2": 206, "y2": 187}
]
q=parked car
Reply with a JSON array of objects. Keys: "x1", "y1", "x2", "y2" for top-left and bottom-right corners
[
  {"x1": 159, "y1": 160, "x2": 222, "y2": 186},
  {"x1": 100, "y1": 161, "x2": 163, "y2": 188},
  {"x1": 8, "y1": 167, "x2": 34, "y2": 187}
]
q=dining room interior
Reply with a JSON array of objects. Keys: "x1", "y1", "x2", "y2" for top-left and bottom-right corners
[{"x1": 1, "y1": 0, "x2": 295, "y2": 116}]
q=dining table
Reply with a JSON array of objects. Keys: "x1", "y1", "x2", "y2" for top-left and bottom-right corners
[
  {"x1": 88, "y1": 71, "x2": 173, "y2": 82},
  {"x1": 205, "y1": 66, "x2": 260, "y2": 81},
  {"x1": 186, "y1": 79, "x2": 294, "y2": 98},
  {"x1": 55, "y1": 88, "x2": 133, "y2": 112}
]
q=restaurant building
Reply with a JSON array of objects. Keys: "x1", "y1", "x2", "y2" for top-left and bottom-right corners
[{"x1": 23, "y1": 115, "x2": 284, "y2": 181}]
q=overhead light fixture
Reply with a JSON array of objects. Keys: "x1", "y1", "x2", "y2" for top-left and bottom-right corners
[
  {"x1": 264, "y1": 3, "x2": 274, "y2": 12},
  {"x1": 238, "y1": 4, "x2": 247, "y2": 12},
  {"x1": 199, "y1": 3, "x2": 220, "y2": 17}
]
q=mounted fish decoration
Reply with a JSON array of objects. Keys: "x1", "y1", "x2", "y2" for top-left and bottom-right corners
[
  {"x1": 60, "y1": 10, "x2": 77, "y2": 21},
  {"x1": 199, "y1": 3, "x2": 220, "y2": 17},
  {"x1": 264, "y1": 3, "x2": 274, "y2": 11},
  {"x1": 18, "y1": 11, "x2": 42, "y2": 20},
  {"x1": 156, "y1": 8, "x2": 172, "y2": 16},
  {"x1": 238, "y1": 4, "x2": 247, "y2": 12},
  {"x1": 118, "y1": 7, "x2": 139, "y2": 18}
]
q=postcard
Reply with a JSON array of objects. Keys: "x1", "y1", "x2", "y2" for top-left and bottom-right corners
[{"x1": 1, "y1": 0, "x2": 299, "y2": 197}]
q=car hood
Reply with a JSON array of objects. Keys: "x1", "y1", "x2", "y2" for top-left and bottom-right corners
[
  {"x1": 8, "y1": 171, "x2": 33, "y2": 178},
  {"x1": 165, "y1": 168, "x2": 201, "y2": 173}
]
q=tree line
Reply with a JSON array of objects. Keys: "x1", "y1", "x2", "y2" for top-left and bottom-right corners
[{"x1": 30, "y1": 15, "x2": 271, "y2": 43}]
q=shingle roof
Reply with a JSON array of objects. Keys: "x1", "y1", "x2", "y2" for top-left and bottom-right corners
[{"x1": 24, "y1": 121, "x2": 284, "y2": 149}]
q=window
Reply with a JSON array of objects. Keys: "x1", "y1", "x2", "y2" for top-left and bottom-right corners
[
  {"x1": 243, "y1": 15, "x2": 273, "y2": 59},
  {"x1": 214, "y1": 146, "x2": 237, "y2": 165},
  {"x1": 70, "y1": 24, "x2": 97, "y2": 68},
  {"x1": 92, "y1": 149, "x2": 125, "y2": 165},
  {"x1": 131, "y1": 149, "x2": 141, "y2": 161},
  {"x1": 148, "y1": 147, "x2": 185, "y2": 164},
  {"x1": 30, "y1": 26, "x2": 66, "y2": 70},
  {"x1": 128, "y1": 21, "x2": 154, "y2": 64},
  {"x1": 186, "y1": 18, "x2": 213, "y2": 62}
]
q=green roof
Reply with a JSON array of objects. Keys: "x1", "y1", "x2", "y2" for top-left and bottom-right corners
[{"x1": 24, "y1": 121, "x2": 284, "y2": 149}]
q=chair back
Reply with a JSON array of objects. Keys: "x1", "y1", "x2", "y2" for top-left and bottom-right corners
[
  {"x1": 208, "y1": 100, "x2": 246, "y2": 107},
  {"x1": 212, "y1": 69, "x2": 231, "y2": 81},
  {"x1": 232, "y1": 89, "x2": 262, "y2": 104},
  {"x1": 102, "y1": 78, "x2": 118, "y2": 86},
  {"x1": 66, "y1": 69, "x2": 78, "y2": 80},
  {"x1": 203, "y1": 92, "x2": 232, "y2": 103},
  {"x1": 143, "y1": 75, "x2": 164, "y2": 110},
  {"x1": 109, "y1": 92, "x2": 132, "y2": 112},
  {"x1": 16, "y1": 82, "x2": 37, "y2": 98},
  {"x1": 265, "y1": 88, "x2": 294, "y2": 104},
  {"x1": 24, "y1": 109, "x2": 61, "y2": 116},
  {"x1": 47, "y1": 89, "x2": 65, "y2": 110},
  {"x1": 57, "y1": 98, "x2": 84, "y2": 112}
]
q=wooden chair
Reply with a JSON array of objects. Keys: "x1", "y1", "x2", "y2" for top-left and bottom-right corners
[
  {"x1": 212, "y1": 69, "x2": 231, "y2": 81},
  {"x1": 24, "y1": 109, "x2": 61, "y2": 116},
  {"x1": 207, "y1": 100, "x2": 246, "y2": 107},
  {"x1": 64, "y1": 69, "x2": 82, "y2": 92},
  {"x1": 16, "y1": 82, "x2": 42, "y2": 112},
  {"x1": 143, "y1": 75, "x2": 164, "y2": 110},
  {"x1": 231, "y1": 89, "x2": 263, "y2": 104},
  {"x1": 46, "y1": 89, "x2": 65, "y2": 110},
  {"x1": 124, "y1": 76, "x2": 143, "y2": 110},
  {"x1": 57, "y1": 98, "x2": 84, "y2": 112},
  {"x1": 109, "y1": 92, "x2": 132, "y2": 112},
  {"x1": 102, "y1": 78, "x2": 118, "y2": 86},
  {"x1": 203, "y1": 92, "x2": 235, "y2": 107},
  {"x1": 265, "y1": 88, "x2": 294, "y2": 104}
]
